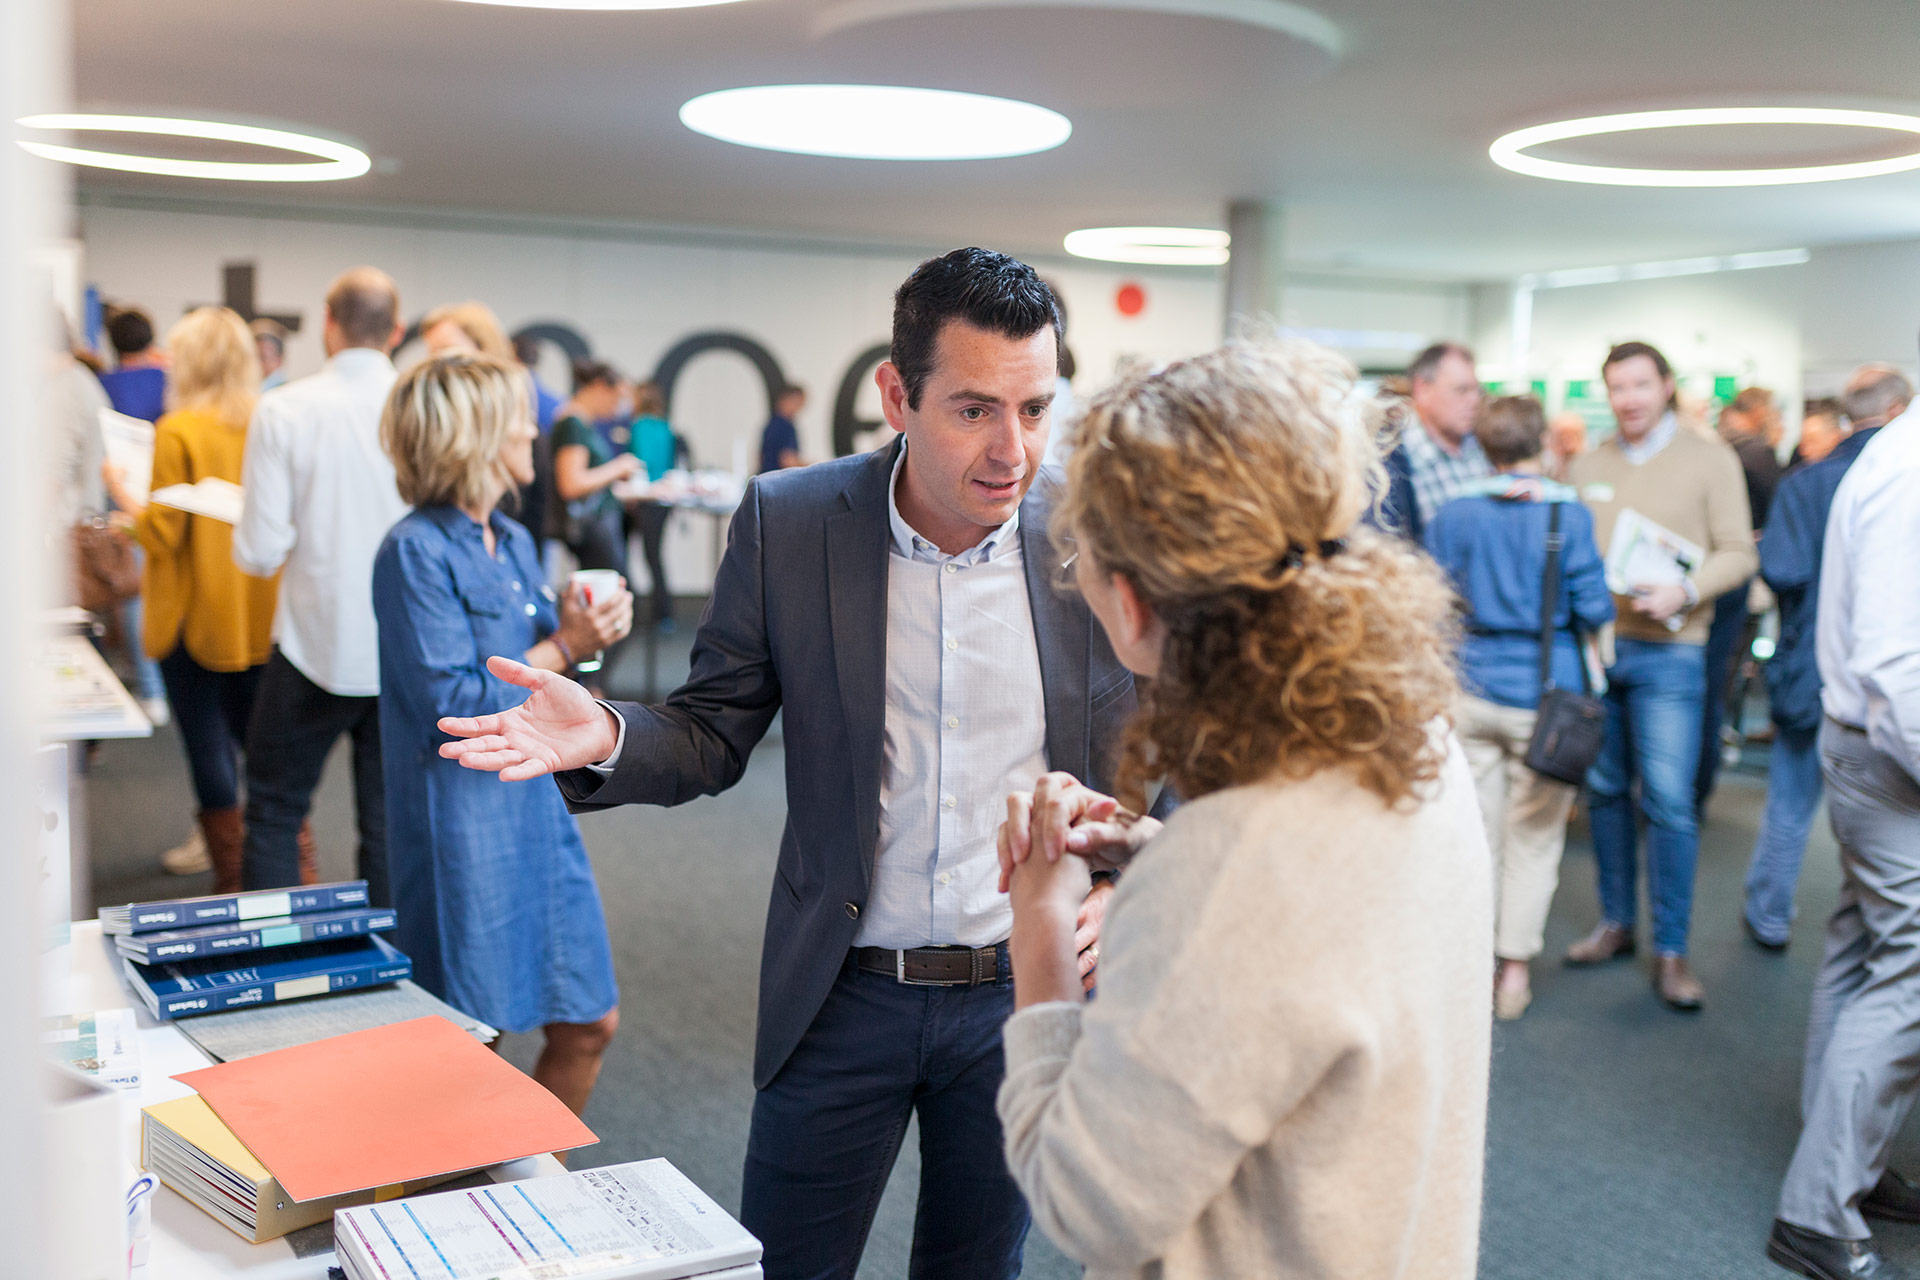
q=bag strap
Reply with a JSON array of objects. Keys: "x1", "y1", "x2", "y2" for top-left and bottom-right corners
[{"x1": 1538, "y1": 501, "x2": 1565, "y2": 694}]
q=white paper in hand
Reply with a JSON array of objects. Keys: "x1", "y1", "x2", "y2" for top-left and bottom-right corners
[
  {"x1": 1604, "y1": 508, "x2": 1703, "y2": 595},
  {"x1": 99, "y1": 409, "x2": 155, "y2": 506},
  {"x1": 150, "y1": 477, "x2": 245, "y2": 524}
]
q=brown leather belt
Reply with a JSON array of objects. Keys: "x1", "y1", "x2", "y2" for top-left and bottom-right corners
[{"x1": 852, "y1": 943, "x2": 1005, "y2": 987}]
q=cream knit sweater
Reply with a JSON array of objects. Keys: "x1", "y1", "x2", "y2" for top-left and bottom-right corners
[{"x1": 998, "y1": 737, "x2": 1493, "y2": 1279}]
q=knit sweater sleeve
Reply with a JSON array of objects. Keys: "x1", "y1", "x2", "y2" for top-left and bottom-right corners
[
  {"x1": 997, "y1": 794, "x2": 1356, "y2": 1271},
  {"x1": 1691, "y1": 437, "x2": 1760, "y2": 603}
]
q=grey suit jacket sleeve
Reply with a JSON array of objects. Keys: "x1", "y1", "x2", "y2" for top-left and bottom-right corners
[{"x1": 556, "y1": 480, "x2": 783, "y2": 811}]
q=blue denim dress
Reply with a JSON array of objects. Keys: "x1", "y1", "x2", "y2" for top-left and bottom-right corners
[{"x1": 373, "y1": 505, "x2": 618, "y2": 1033}]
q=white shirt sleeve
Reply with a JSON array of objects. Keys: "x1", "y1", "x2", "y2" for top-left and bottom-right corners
[
  {"x1": 232, "y1": 399, "x2": 296, "y2": 576},
  {"x1": 584, "y1": 700, "x2": 626, "y2": 776},
  {"x1": 1849, "y1": 478, "x2": 1920, "y2": 783}
]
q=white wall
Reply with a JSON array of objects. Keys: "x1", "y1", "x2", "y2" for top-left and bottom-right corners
[{"x1": 77, "y1": 199, "x2": 1476, "y2": 588}]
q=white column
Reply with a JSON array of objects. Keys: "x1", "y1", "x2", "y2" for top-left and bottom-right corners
[
  {"x1": 1223, "y1": 200, "x2": 1285, "y2": 335},
  {"x1": 4, "y1": 0, "x2": 65, "y2": 1274}
]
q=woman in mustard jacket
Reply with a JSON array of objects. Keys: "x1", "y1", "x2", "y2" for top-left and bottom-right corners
[{"x1": 106, "y1": 306, "x2": 280, "y2": 891}]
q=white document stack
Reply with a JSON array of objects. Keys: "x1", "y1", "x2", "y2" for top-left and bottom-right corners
[{"x1": 333, "y1": 1159, "x2": 763, "y2": 1280}]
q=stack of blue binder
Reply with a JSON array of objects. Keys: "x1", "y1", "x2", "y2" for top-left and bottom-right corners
[{"x1": 103, "y1": 882, "x2": 412, "y2": 1021}]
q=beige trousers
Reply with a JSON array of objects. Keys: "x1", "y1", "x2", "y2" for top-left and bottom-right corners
[{"x1": 1457, "y1": 694, "x2": 1578, "y2": 961}]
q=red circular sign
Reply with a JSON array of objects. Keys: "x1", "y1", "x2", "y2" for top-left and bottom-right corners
[{"x1": 1115, "y1": 282, "x2": 1146, "y2": 317}]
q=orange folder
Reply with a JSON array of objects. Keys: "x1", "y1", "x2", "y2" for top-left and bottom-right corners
[{"x1": 174, "y1": 1015, "x2": 597, "y2": 1203}]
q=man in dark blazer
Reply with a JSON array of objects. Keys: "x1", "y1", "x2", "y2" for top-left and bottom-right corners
[{"x1": 439, "y1": 249, "x2": 1151, "y2": 1280}]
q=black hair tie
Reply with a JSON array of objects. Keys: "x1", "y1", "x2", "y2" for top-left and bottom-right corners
[{"x1": 1274, "y1": 537, "x2": 1347, "y2": 574}]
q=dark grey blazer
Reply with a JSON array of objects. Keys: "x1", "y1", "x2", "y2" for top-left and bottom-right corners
[{"x1": 558, "y1": 438, "x2": 1142, "y2": 1088}]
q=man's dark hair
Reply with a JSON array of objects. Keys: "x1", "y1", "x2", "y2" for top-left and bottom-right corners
[
  {"x1": 1407, "y1": 342, "x2": 1472, "y2": 385},
  {"x1": 106, "y1": 308, "x2": 154, "y2": 358},
  {"x1": 891, "y1": 248, "x2": 1061, "y2": 410},
  {"x1": 1602, "y1": 340, "x2": 1676, "y2": 407},
  {"x1": 571, "y1": 359, "x2": 619, "y2": 393}
]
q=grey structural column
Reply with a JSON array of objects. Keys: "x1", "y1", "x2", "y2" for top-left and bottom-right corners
[{"x1": 1223, "y1": 200, "x2": 1285, "y2": 335}]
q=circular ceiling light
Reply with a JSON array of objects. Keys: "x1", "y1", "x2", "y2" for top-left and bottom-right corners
[
  {"x1": 16, "y1": 114, "x2": 371, "y2": 182},
  {"x1": 679, "y1": 85, "x2": 1071, "y2": 160},
  {"x1": 1064, "y1": 226, "x2": 1230, "y2": 265},
  {"x1": 1489, "y1": 106, "x2": 1920, "y2": 188}
]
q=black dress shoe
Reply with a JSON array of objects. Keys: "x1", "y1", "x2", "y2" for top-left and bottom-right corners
[
  {"x1": 1768, "y1": 1219, "x2": 1909, "y2": 1279},
  {"x1": 1866, "y1": 1170, "x2": 1920, "y2": 1224}
]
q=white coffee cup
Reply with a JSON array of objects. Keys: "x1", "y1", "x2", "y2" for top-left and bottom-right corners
[{"x1": 568, "y1": 570, "x2": 625, "y2": 672}]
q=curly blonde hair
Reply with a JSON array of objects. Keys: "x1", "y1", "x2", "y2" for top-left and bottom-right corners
[{"x1": 1057, "y1": 340, "x2": 1459, "y2": 808}]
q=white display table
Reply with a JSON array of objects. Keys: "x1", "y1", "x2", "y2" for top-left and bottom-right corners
[{"x1": 56, "y1": 920, "x2": 566, "y2": 1279}]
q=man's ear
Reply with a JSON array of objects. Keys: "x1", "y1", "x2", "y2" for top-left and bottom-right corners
[
  {"x1": 1111, "y1": 572, "x2": 1153, "y2": 652},
  {"x1": 876, "y1": 361, "x2": 909, "y2": 434},
  {"x1": 386, "y1": 321, "x2": 405, "y2": 354}
]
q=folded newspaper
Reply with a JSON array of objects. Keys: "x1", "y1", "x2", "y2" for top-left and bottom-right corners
[
  {"x1": 333, "y1": 1159, "x2": 761, "y2": 1280},
  {"x1": 1604, "y1": 508, "x2": 1704, "y2": 633}
]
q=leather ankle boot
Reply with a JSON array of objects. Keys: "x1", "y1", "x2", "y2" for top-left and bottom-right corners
[
  {"x1": 297, "y1": 818, "x2": 319, "y2": 885},
  {"x1": 198, "y1": 806, "x2": 244, "y2": 895}
]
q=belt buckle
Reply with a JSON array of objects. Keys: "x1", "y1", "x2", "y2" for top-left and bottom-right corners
[{"x1": 896, "y1": 947, "x2": 959, "y2": 987}]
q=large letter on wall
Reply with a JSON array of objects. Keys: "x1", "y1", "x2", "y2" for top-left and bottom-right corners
[
  {"x1": 832, "y1": 343, "x2": 891, "y2": 458},
  {"x1": 650, "y1": 331, "x2": 788, "y2": 419}
]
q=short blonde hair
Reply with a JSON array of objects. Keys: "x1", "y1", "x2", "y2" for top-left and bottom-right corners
[
  {"x1": 381, "y1": 353, "x2": 527, "y2": 509},
  {"x1": 1058, "y1": 340, "x2": 1459, "y2": 808},
  {"x1": 167, "y1": 306, "x2": 259, "y2": 429},
  {"x1": 421, "y1": 301, "x2": 514, "y2": 362}
]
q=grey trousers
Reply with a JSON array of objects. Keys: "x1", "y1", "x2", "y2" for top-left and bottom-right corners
[{"x1": 1777, "y1": 720, "x2": 1920, "y2": 1239}]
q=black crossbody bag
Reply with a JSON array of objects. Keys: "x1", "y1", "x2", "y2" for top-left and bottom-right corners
[{"x1": 1523, "y1": 501, "x2": 1608, "y2": 784}]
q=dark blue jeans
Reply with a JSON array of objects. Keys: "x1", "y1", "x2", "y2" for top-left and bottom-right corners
[
  {"x1": 1742, "y1": 721, "x2": 1825, "y2": 944},
  {"x1": 1587, "y1": 638, "x2": 1707, "y2": 955},
  {"x1": 740, "y1": 953, "x2": 1029, "y2": 1280},
  {"x1": 156, "y1": 647, "x2": 261, "y2": 811}
]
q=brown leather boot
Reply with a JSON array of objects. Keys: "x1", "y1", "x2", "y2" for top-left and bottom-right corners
[
  {"x1": 297, "y1": 818, "x2": 319, "y2": 885},
  {"x1": 198, "y1": 806, "x2": 244, "y2": 895},
  {"x1": 1564, "y1": 922, "x2": 1636, "y2": 966},
  {"x1": 1654, "y1": 954, "x2": 1705, "y2": 1011}
]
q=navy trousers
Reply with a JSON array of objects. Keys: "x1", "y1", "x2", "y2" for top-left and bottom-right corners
[{"x1": 740, "y1": 953, "x2": 1029, "y2": 1280}]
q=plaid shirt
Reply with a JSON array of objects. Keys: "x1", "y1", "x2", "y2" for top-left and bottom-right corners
[{"x1": 1402, "y1": 417, "x2": 1493, "y2": 527}]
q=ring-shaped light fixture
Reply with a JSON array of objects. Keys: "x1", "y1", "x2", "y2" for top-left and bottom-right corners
[
  {"x1": 1064, "y1": 226, "x2": 1230, "y2": 266},
  {"x1": 1489, "y1": 106, "x2": 1920, "y2": 188},
  {"x1": 679, "y1": 85, "x2": 1071, "y2": 160},
  {"x1": 16, "y1": 114, "x2": 371, "y2": 182}
]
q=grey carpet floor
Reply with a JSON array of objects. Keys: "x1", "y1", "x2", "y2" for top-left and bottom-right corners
[{"x1": 81, "y1": 622, "x2": 1919, "y2": 1277}]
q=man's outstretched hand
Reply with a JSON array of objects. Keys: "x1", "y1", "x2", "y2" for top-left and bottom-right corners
[{"x1": 438, "y1": 656, "x2": 618, "y2": 781}]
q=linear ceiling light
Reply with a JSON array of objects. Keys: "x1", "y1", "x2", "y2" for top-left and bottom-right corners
[
  {"x1": 1524, "y1": 247, "x2": 1810, "y2": 290},
  {"x1": 16, "y1": 114, "x2": 371, "y2": 182},
  {"x1": 1063, "y1": 226, "x2": 1229, "y2": 266},
  {"x1": 1490, "y1": 107, "x2": 1920, "y2": 187},
  {"x1": 679, "y1": 85, "x2": 1070, "y2": 160}
]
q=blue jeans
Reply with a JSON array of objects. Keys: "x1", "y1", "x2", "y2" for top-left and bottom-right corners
[
  {"x1": 1742, "y1": 721, "x2": 1824, "y2": 944},
  {"x1": 1587, "y1": 639, "x2": 1707, "y2": 955},
  {"x1": 740, "y1": 953, "x2": 1029, "y2": 1280}
]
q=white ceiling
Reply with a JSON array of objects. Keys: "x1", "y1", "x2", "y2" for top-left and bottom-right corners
[{"x1": 62, "y1": 0, "x2": 1920, "y2": 281}]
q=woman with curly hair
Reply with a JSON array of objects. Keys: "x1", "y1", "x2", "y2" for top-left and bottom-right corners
[{"x1": 994, "y1": 341, "x2": 1493, "y2": 1279}]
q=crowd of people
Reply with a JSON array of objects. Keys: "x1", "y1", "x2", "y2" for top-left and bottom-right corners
[{"x1": 43, "y1": 245, "x2": 1920, "y2": 1280}]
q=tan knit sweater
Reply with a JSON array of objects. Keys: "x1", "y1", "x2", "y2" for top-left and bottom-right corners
[
  {"x1": 998, "y1": 738, "x2": 1493, "y2": 1280},
  {"x1": 1569, "y1": 427, "x2": 1757, "y2": 646}
]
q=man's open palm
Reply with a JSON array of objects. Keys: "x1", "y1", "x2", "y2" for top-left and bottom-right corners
[{"x1": 437, "y1": 656, "x2": 617, "y2": 781}]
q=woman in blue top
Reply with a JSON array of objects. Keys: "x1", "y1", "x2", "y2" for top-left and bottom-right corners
[
  {"x1": 373, "y1": 352, "x2": 634, "y2": 1114},
  {"x1": 1425, "y1": 395, "x2": 1614, "y2": 1021},
  {"x1": 621, "y1": 380, "x2": 690, "y2": 631}
]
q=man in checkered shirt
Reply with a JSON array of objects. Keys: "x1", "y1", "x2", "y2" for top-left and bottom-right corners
[{"x1": 1400, "y1": 342, "x2": 1493, "y2": 529}]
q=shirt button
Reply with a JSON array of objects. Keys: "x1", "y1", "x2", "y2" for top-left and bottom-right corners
[
  {"x1": 946, "y1": 638, "x2": 958, "y2": 651},
  {"x1": 844, "y1": 902, "x2": 860, "y2": 920},
  {"x1": 938, "y1": 872, "x2": 952, "y2": 885},
  {"x1": 946, "y1": 716, "x2": 959, "y2": 729},
  {"x1": 524, "y1": 602, "x2": 537, "y2": 616},
  {"x1": 511, "y1": 581, "x2": 522, "y2": 591},
  {"x1": 942, "y1": 794, "x2": 956, "y2": 809},
  {"x1": 944, "y1": 563, "x2": 957, "y2": 574}
]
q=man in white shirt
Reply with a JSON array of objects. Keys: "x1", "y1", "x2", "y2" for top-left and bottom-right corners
[
  {"x1": 233, "y1": 268, "x2": 409, "y2": 905},
  {"x1": 436, "y1": 249, "x2": 1155, "y2": 1279},
  {"x1": 1769, "y1": 400, "x2": 1920, "y2": 1280}
]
